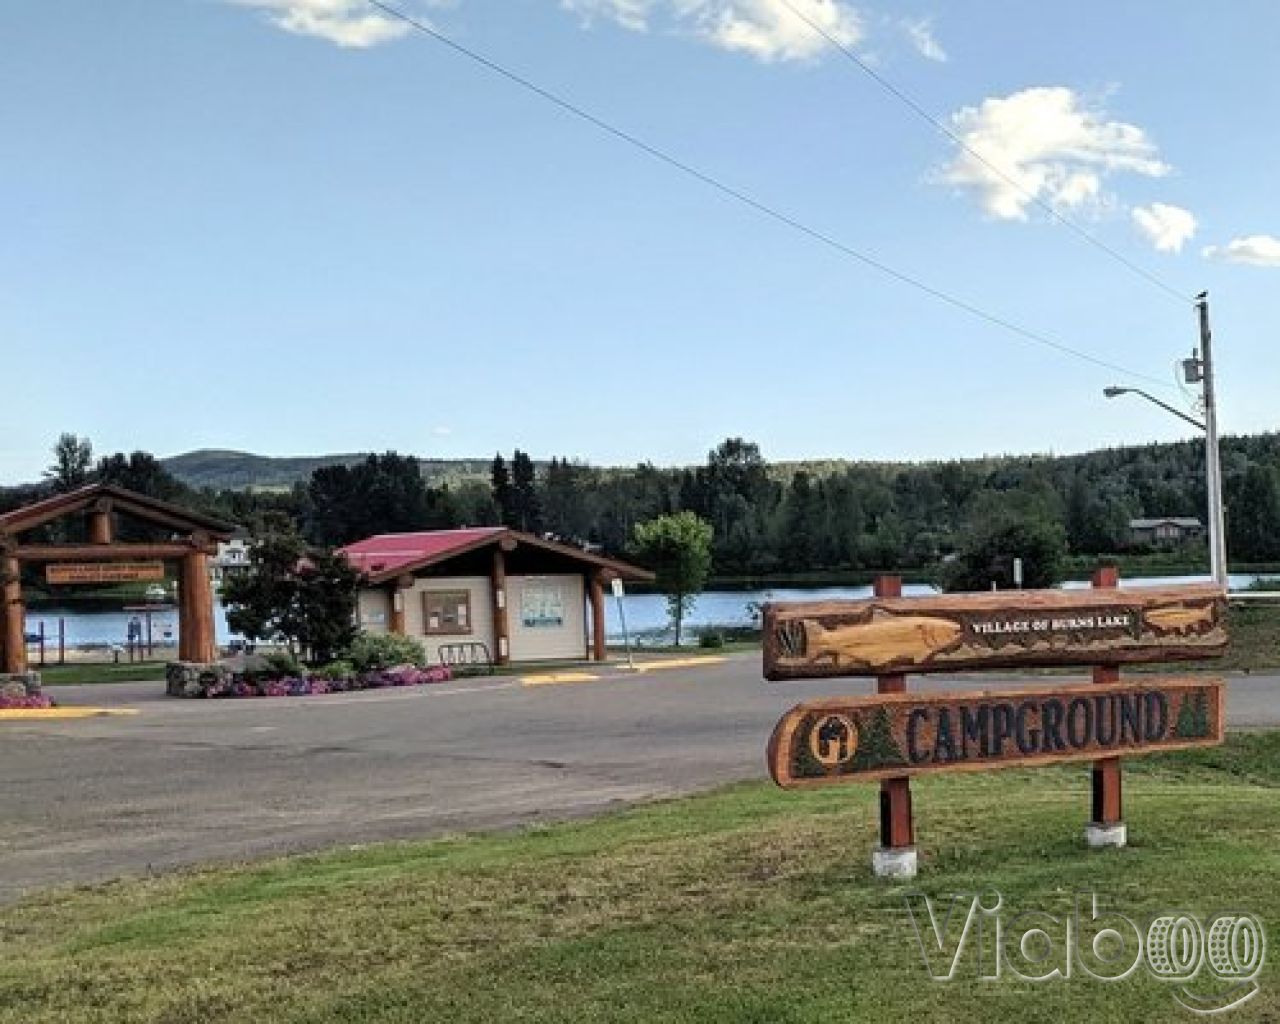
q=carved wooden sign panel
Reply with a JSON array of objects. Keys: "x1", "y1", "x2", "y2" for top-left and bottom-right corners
[
  {"x1": 46, "y1": 561, "x2": 167, "y2": 585},
  {"x1": 767, "y1": 678, "x2": 1225, "y2": 788},
  {"x1": 763, "y1": 585, "x2": 1226, "y2": 681}
]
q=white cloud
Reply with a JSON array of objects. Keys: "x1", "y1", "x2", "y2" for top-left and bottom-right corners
[
  {"x1": 236, "y1": 0, "x2": 878, "y2": 62},
  {"x1": 936, "y1": 87, "x2": 1170, "y2": 221},
  {"x1": 431, "y1": 425, "x2": 454, "y2": 437},
  {"x1": 561, "y1": 0, "x2": 657, "y2": 32},
  {"x1": 1202, "y1": 234, "x2": 1280, "y2": 267},
  {"x1": 697, "y1": 1, "x2": 863, "y2": 61},
  {"x1": 563, "y1": 1, "x2": 863, "y2": 62},
  {"x1": 230, "y1": 0, "x2": 416, "y2": 48},
  {"x1": 1132, "y1": 203, "x2": 1196, "y2": 253},
  {"x1": 902, "y1": 16, "x2": 945, "y2": 61}
]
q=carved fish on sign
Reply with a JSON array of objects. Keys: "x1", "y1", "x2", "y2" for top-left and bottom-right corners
[
  {"x1": 1144, "y1": 603, "x2": 1218, "y2": 636},
  {"x1": 785, "y1": 611, "x2": 964, "y2": 673}
]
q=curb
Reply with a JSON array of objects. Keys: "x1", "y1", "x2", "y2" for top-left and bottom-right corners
[{"x1": 0, "y1": 707, "x2": 140, "y2": 721}]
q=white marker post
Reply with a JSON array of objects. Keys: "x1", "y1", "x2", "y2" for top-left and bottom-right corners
[
  {"x1": 611, "y1": 577, "x2": 634, "y2": 670},
  {"x1": 1013, "y1": 557, "x2": 1024, "y2": 589}
]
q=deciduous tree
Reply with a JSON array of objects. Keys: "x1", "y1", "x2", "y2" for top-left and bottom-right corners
[{"x1": 632, "y1": 511, "x2": 713, "y2": 646}]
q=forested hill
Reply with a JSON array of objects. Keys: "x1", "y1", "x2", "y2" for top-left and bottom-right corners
[
  {"x1": 13, "y1": 432, "x2": 1280, "y2": 576},
  {"x1": 162, "y1": 450, "x2": 495, "y2": 490}
]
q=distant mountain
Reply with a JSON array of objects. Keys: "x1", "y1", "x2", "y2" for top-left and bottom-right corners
[{"x1": 162, "y1": 449, "x2": 495, "y2": 491}]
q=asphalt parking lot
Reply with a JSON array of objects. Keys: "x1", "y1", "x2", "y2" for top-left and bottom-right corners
[{"x1": 2, "y1": 654, "x2": 1276, "y2": 903}]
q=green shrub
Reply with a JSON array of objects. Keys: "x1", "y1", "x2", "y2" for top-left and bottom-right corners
[
  {"x1": 698, "y1": 631, "x2": 725, "y2": 649},
  {"x1": 346, "y1": 631, "x2": 426, "y2": 672},
  {"x1": 265, "y1": 653, "x2": 302, "y2": 677},
  {"x1": 315, "y1": 660, "x2": 355, "y2": 680}
]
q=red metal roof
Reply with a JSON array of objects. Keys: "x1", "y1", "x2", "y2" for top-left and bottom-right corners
[
  {"x1": 338, "y1": 527, "x2": 653, "y2": 583},
  {"x1": 338, "y1": 528, "x2": 505, "y2": 577}
]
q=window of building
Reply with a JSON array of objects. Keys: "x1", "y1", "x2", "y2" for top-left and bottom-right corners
[{"x1": 424, "y1": 590, "x2": 471, "y2": 635}]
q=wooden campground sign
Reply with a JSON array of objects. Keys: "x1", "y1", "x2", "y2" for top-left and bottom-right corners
[
  {"x1": 763, "y1": 585, "x2": 1227, "y2": 680},
  {"x1": 767, "y1": 678, "x2": 1224, "y2": 787},
  {"x1": 46, "y1": 561, "x2": 166, "y2": 585},
  {"x1": 762, "y1": 576, "x2": 1229, "y2": 875}
]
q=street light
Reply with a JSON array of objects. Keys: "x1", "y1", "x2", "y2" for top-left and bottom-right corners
[
  {"x1": 1102, "y1": 387, "x2": 1205, "y2": 432},
  {"x1": 1103, "y1": 297, "x2": 1227, "y2": 588}
]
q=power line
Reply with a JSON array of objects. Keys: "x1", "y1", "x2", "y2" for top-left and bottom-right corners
[
  {"x1": 774, "y1": 0, "x2": 1192, "y2": 307},
  {"x1": 362, "y1": 0, "x2": 1176, "y2": 389}
]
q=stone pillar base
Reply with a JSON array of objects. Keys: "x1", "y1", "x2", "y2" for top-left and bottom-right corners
[
  {"x1": 0, "y1": 672, "x2": 42, "y2": 697},
  {"x1": 1086, "y1": 822, "x2": 1127, "y2": 848},
  {"x1": 872, "y1": 846, "x2": 918, "y2": 879}
]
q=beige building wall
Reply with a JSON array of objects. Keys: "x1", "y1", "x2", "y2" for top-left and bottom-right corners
[
  {"x1": 507, "y1": 574, "x2": 587, "y2": 662},
  {"x1": 356, "y1": 589, "x2": 392, "y2": 634},
  {"x1": 406, "y1": 576, "x2": 495, "y2": 665},
  {"x1": 360, "y1": 573, "x2": 593, "y2": 664}
]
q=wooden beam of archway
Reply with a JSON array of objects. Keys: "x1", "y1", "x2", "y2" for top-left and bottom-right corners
[
  {"x1": 2, "y1": 552, "x2": 24, "y2": 674},
  {"x1": 16, "y1": 542, "x2": 215, "y2": 562}
]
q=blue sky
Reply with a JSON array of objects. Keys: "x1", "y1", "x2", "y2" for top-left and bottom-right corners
[{"x1": 2, "y1": 0, "x2": 1277, "y2": 484}]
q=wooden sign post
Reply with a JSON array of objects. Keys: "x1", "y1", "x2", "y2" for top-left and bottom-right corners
[
  {"x1": 873, "y1": 576, "x2": 914, "y2": 877},
  {"x1": 763, "y1": 573, "x2": 1227, "y2": 878},
  {"x1": 1090, "y1": 565, "x2": 1124, "y2": 848}
]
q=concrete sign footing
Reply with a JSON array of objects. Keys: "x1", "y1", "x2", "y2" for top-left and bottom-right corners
[
  {"x1": 872, "y1": 846, "x2": 918, "y2": 879},
  {"x1": 1085, "y1": 822, "x2": 1128, "y2": 849}
]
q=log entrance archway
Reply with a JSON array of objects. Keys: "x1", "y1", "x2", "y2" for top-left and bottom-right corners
[{"x1": 0, "y1": 484, "x2": 236, "y2": 672}]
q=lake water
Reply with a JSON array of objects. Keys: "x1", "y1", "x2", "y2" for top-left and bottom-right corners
[{"x1": 24, "y1": 573, "x2": 1266, "y2": 650}]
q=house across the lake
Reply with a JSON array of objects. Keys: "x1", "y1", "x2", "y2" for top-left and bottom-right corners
[
  {"x1": 339, "y1": 528, "x2": 652, "y2": 666},
  {"x1": 1129, "y1": 517, "x2": 1205, "y2": 547}
]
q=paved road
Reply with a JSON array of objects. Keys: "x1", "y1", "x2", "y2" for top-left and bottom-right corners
[{"x1": 1, "y1": 656, "x2": 1276, "y2": 902}]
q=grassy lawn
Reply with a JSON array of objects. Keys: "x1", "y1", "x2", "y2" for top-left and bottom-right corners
[
  {"x1": 1216, "y1": 602, "x2": 1280, "y2": 672},
  {"x1": 37, "y1": 662, "x2": 169, "y2": 685},
  {"x1": 2, "y1": 735, "x2": 1277, "y2": 1023}
]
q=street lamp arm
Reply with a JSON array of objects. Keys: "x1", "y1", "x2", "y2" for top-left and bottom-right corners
[{"x1": 1105, "y1": 387, "x2": 1206, "y2": 432}]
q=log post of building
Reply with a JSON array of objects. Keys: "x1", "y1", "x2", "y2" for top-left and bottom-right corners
[
  {"x1": 491, "y1": 548, "x2": 510, "y2": 665},
  {"x1": 179, "y1": 548, "x2": 216, "y2": 663},
  {"x1": 872, "y1": 574, "x2": 917, "y2": 879},
  {"x1": 390, "y1": 574, "x2": 413, "y2": 636},
  {"x1": 2, "y1": 550, "x2": 25, "y2": 674},
  {"x1": 1088, "y1": 564, "x2": 1126, "y2": 848},
  {"x1": 89, "y1": 499, "x2": 113, "y2": 545},
  {"x1": 588, "y1": 571, "x2": 607, "y2": 662}
]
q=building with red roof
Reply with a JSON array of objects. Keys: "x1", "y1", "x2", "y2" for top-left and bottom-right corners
[{"x1": 339, "y1": 528, "x2": 652, "y2": 666}]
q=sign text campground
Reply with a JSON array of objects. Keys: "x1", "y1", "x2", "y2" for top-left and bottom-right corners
[{"x1": 767, "y1": 679, "x2": 1224, "y2": 787}]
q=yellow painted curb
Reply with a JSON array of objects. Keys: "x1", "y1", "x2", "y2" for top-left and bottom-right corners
[
  {"x1": 521, "y1": 672, "x2": 600, "y2": 686},
  {"x1": 0, "y1": 707, "x2": 139, "y2": 720},
  {"x1": 631, "y1": 656, "x2": 728, "y2": 673}
]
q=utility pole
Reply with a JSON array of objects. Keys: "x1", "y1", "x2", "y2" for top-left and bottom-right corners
[{"x1": 1192, "y1": 294, "x2": 1229, "y2": 588}]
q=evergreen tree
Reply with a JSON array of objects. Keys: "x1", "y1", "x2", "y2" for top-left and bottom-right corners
[
  {"x1": 491, "y1": 453, "x2": 514, "y2": 527},
  {"x1": 1192, "y1": 690, "x2": 1210, "y2": 738},
  {"x1": 291, "y1": 550, "x2": 361, "y2": 663},
  {"x1": 1175, "y1": 695, "x2": 1198, "y2": 739},
  {"x1": 1231, "y1": 464, "x2": 1280, "y2": 561},
  {"x1": 510, "y1": 449, "x2": 543, "y2": 533},
  {"x1": 222, "y1": 527, "x2": 358, "y2": 663},
  {"x1": 852, "y1": 708, "x2": 907, "y2": 770}
]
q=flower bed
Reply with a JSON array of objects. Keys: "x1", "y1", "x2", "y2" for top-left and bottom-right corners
[
  {"x1": 167, "y1": 663, "x2": 453, "y2": 700},
  {"x1": 0, "y1": 675, "x2": 52, "y2": 710},
  {"x1": 0, "y1": 692, "x2": 54, "y2": 710}
]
